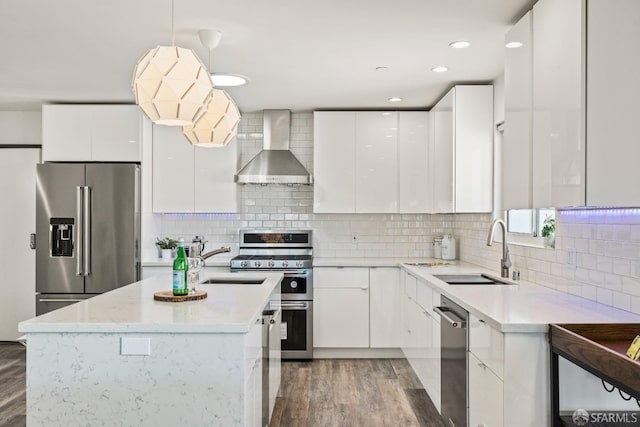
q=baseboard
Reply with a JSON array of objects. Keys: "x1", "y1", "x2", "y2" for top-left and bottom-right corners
[{"x1": 313, "y1": 348, "x2": 403, "y2": 359}]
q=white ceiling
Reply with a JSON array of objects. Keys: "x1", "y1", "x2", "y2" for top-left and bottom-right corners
[{"x1": 0, "y1": 0, "x2": 534, "y2": 113}]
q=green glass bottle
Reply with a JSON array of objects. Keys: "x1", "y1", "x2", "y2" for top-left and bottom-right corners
[{"x1": 172, "y1": 241, "x2": 189, "y2": 296}]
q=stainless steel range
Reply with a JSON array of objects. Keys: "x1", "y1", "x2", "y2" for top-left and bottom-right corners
[{"x1": 231, "y1": 229, "x2": 313, "y2": 359}]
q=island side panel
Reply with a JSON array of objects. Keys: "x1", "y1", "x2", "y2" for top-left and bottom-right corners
[
  {"x1": 503, "y1": 332, "x2": 550, "y2": 427},
  {"x1": 26, "y1": 332, "x2": 246, "y2": 427}
]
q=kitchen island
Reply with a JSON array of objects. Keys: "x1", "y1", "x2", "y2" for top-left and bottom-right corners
[{"x1": 19, "y1": 271, "x2": 283, "y2": 427}]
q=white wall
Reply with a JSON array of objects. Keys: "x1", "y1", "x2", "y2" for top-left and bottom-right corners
[{"x1": 0, "y1": 111, "x2": 41, "y2": 145}]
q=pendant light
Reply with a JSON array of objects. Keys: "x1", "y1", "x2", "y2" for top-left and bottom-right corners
[
  {"x1": 182, "y1": 30, "x2": 241, "y2": 147},
  {"x1": 132, "y1": 0, "x2": 213, "y2": 126}
]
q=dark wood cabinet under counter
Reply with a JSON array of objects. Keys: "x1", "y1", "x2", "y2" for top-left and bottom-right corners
[{"x1": 550, "y1": 323, "x2": 640, "y2": 426}]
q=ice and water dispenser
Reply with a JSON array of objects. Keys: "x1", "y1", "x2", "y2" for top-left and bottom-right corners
[{"x1": 50, "y1": 218, "x2": 74, "y2": 257}]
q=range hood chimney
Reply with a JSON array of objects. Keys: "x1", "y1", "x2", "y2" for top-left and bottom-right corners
[{"x1": 234, "y1": 110, "x2": 313, "y2": 184}]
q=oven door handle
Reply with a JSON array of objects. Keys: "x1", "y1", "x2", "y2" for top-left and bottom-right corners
[
  {"x1": 281, "y1": 302, "x2": 309, "y2": 309},
  {"x1": 281, "y1": 270, "x2": 308, "y2": 275}
]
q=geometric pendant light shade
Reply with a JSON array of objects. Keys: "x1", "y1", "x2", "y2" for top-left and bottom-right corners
[
  {"x1": 182, "y1": 88, "x2": 241, "y2": 147},
  {"x1": 132, "y1": 46, "x2": 213, "y2": 126}
]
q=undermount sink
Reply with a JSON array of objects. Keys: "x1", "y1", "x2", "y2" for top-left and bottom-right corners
[
  {"x1": 200, "y1": 278, "x2": 265, "y2": 285},
  {"x1": 432, "y1": 274, "x2": 511, "y2": 285}
]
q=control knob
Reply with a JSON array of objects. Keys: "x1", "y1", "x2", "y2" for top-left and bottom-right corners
[
  {"x1": 254, "y1": 261, "x2": 262, "y2": 268},
  {"x1": 268, "y1": 261, "x2": 275, "y2": 268},
  {"x1": 240, "y1": 261, "x2": 248, "y2": 268},
  {"x1": 282, "y1": 260, "x2": 289, "y2": 268},
  {"x1": 296, "y1": 261, "x2": 303, "y2": 268}
]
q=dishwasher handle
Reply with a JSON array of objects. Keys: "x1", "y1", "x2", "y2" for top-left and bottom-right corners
[{"x1": 433, "y1": 306, "x2": 466, "y2": 329}]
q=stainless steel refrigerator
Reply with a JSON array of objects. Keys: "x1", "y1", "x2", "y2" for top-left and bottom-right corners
[{"x1": 36, "y1": 163, "x2": 140, "y2": 315}]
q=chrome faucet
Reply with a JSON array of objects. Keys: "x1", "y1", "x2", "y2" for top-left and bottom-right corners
[
  {"x1": 486, "y1": 219, "x2": 512, "y2": 278},
  {"x1": 198, "y1": 247, "x2": 231, "y2": 266}
]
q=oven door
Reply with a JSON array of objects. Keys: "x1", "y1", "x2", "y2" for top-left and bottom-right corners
[
  {"x1": 280, "y1": 269, "x2": 313, "y2": 301},
  {"x1": 280, "y1": 301, "x2": 313, "y2": 360}
]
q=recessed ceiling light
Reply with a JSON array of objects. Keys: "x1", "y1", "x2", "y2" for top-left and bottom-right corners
[
  {"x1": 431, "y1": 66, "x2": 448, "y2": 73},
  {"x1": 388, "y1": 97, "x2": 402, "y2": 102},
  {"x1": 505, "y1": 42, "x2": 523, "y2": 49},
  {"x1": 449, "y1": 41, "x2": 471, "y2": 49},
  {"x1": 382, "y1": 112, "x2": 393, "y2": 116},
  {"x1": 211, "y1": 73, "x2": 249, "y2": 87},
  {"x1": 375, "y1": 66, "x2": 389, "y2": 71}
]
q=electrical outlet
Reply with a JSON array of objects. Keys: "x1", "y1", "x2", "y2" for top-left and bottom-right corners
[{"x1": 567, "y1": 247, "x2": 577, "y2": 269}]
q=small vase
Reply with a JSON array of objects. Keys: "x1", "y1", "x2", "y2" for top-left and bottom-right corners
[
  {"x1": 161, "y1": 249, "x2": 173, "y2": 260},
  {"x1": 543, "y1": 236, "x2": 556, "y2": 249}
]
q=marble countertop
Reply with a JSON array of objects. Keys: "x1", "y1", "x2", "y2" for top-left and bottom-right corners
[
  {"x1": 313, "y1": 257, "x2": 442, "y2": 267},
  {"x1": 142, "y1": 255, "x2": 234, "y2": 268},
  {"x1": 401, "y1": 263, "x2": 640, "y2": 333},
  {"x1": 19, "y1": 271, "x2": 283, "y2": 334}
]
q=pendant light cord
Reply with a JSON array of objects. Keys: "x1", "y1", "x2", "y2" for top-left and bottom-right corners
[{"x1": 171, "y1": 0, "x2": 175, "y2": 46}]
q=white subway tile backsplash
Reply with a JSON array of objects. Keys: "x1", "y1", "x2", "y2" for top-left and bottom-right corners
[
  {"x1": 451, "y1": 211, "x2": 640, "y2": 316},
  {"x1": 150, "y1": 112, "x2": 640, "y2": 317}
]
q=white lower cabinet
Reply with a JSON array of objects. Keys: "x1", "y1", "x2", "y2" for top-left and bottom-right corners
[
  {"x1": 314, "y1": 266, "x2": 403, "y2": 349},
  {"x1": 469, "y1": 352, "x2": 504, "y2": 427},
  {"x1": 313, "y1": 268, "x2": 370, "y2": 348},
  {"x1": 401, "y1": 271, "x2": 441, "y2": 414},
  {"x1": 469, "y1": 314, "x2": 504, "y2": 379},
  {"x1": 369, "y1": 267, "x2": 401, "y2": 348},
  {"x1": 469, "y1": 314, "x2": 504, "y2": 427}
]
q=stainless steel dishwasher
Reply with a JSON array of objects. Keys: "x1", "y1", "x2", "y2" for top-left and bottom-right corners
[{"x1": 434, "y1": 296, "x2": 469, "y2": 427}]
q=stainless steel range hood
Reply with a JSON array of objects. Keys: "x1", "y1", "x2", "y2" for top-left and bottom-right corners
[{"x1": 234, "y1": 110, "x2": 313, "y2": 184}]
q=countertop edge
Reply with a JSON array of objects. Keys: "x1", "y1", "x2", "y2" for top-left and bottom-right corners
[{"x1": 19, "y1": 272, "x2": 282, "y2": 334}]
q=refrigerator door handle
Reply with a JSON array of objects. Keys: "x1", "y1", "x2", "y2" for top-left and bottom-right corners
[
  {"x1": 83, "y1": 186, "x2": 92, "y2": 276},
  {"x1": 76, "y1": 186, "x2": 84, "y2": 276}
]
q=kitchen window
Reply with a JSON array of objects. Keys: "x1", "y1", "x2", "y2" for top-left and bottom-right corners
[{"x1": 504, "y1": 208, "x2": 555, "y2": 248}]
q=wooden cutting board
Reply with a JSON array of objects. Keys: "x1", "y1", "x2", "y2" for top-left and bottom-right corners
[{"x1": 153, "y1": 290, "x2": 207, "y2": 302}]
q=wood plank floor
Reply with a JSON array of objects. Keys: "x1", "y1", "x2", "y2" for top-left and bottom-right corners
[
  {"x1": 0, "y1": 345, "x2": 443, "y2": 427},
  {"x1": 0, "y1": 343, "x2": 26, "y2": 427},
  {"x1": 270, "y1": 359, "x2": 445, "y2": 427}
]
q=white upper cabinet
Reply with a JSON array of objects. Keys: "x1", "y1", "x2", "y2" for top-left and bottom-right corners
[
  {"x1": 153, "y1": 125, "x2": 195, "y2": 212},
  {"x1": 503, "y1": 11, "x2": 533, "y2": 210},
  {"x1": 194, "y1": 143, "x2": 238, "y2": 213},
  {"x1": 314, "y1": 110, "x2": 431, "y2": 213},
  {"x1": 586, "y1": 0, "x2": 640, "y2": 206},
  {"x1": 433, "y1": 86, "x2": 494, "y2": 213},
  {"x1": 399, "y1": 112, "x2": 433, "y2": 213},
  {"x1": 355, "y1": 112, "x2": 398, "y2": 213},
  {"x1": 433, "y1": 90, "x2": 454, "y2": 213},
  {"x1": 42, "y1": 104, "x2": 142, "y2": 162},
  {"x1": 532, "y1": 0, "x2": 585, "y2": 208},
  {"x1": 313, "y1": 111, "x2": 357, "y2": 213},
  {"x1": 152, "y1": 125, "x2": 237, "y2": 213}
]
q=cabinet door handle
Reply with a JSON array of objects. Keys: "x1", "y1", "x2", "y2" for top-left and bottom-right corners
[
  {"x1": 361, "y1": 286, "x2": 368, "y2": 291},
  {"x1": 477, "y1": 362, "x2": 486, "y2": 369}
]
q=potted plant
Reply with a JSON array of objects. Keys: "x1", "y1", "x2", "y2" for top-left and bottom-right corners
[
  {"x1": 541, "y1": 216, "x2": 556, "y2": 248},
  {"x1": 156, "y1": 237, "x2": 179, "y2": 259}
]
